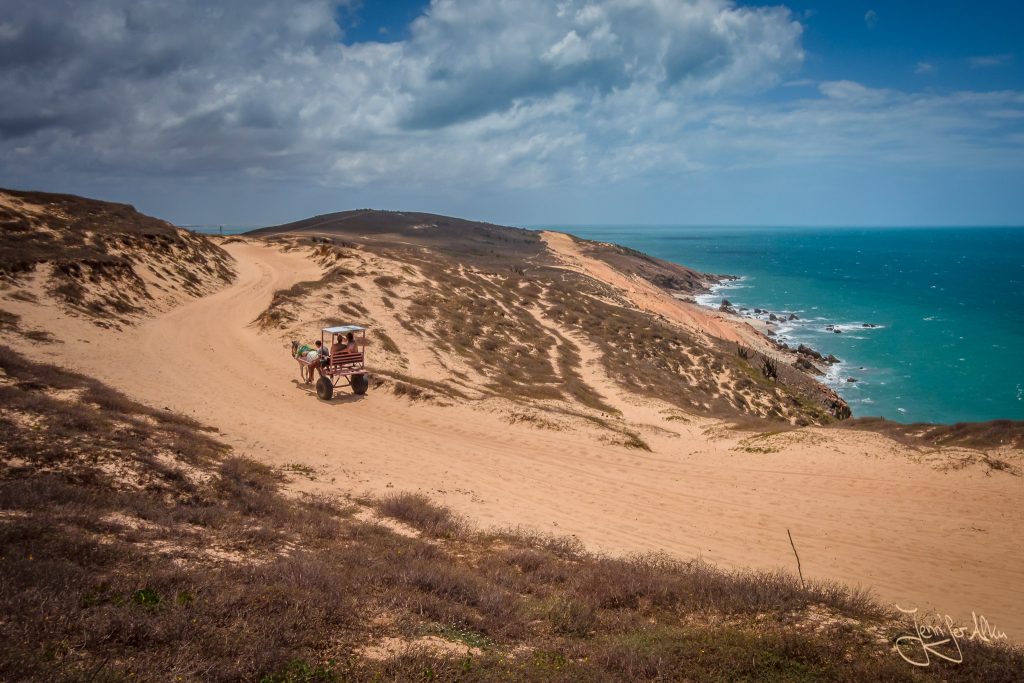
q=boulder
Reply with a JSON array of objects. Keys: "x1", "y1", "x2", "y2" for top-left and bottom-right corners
[
  {"x1": 831, "y1": 400, "x2": 853, "y2": 420},
  {"x1": 846, "y1": 377, "x2": 858, "y2": 383},
  {"x1": 794, "y1": 357, "x2": 823, "y2": 375},
  {"x1": 788, "y1": 313, "x2": 799, "y2": 320},
  {"x1": 834, "y1": 329, "x2": 842, "y2": 334},
  {"x1": 769, "y1": 313, "x2": 778, "y2": 321},
  {"x1": 797, "y1": 344, "x2": 824, "y2": 360},
  {"x1": 826, "y1": 354, "x2": 840, "y2": 364}
]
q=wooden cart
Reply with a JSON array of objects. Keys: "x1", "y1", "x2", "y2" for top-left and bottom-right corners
[{"x1": 293, "y1": 325, "x2": 370, "y2": 400}]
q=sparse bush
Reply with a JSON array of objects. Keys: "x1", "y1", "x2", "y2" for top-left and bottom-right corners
[
  {"x1": 378, "y1": 492, "x2": 469, "y2": 538},
  {"x1": 617, "y1": 430, "x2": 651, "y2": 451},
  {"x1": 373, "y1": 275, "x2": 401, "y2": 296},
  {"x1": 548, "y1": 596, "x2": 597, "y2": 637},
  {"x1": 374, "y1": 329, "x2": 401, "y2": 355}
]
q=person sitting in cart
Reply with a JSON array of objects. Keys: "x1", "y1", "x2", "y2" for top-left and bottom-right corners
[
  {"x1": 329, "y1": 335, "x2": 343, "y2": 357},
  {"x1": 330, "y1": 332, "x2": 358, "y2": 357}
]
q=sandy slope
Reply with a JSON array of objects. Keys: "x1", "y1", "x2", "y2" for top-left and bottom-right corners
[
  {"x1": 6, "y1": 241, "x2": 1022, "y2": 641},
  {"x1": 541, "y1": 231, "x2": 770, "y2": 351}
]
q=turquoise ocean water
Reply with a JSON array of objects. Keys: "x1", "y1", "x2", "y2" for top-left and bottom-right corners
[{"x1": 545, "y1": 226, "x2": 1024, "y2": 425}]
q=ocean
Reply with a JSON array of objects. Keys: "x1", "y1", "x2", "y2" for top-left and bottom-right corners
[{"x1": 545, "y1": 225, "x2": 1024, "y2": 425}]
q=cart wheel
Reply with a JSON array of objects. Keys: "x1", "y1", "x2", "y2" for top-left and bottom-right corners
[
  {"x1": 316, "y1": 376, "x2": 334, "y2": 400},
  {"x1": 351, "y1": 373, "x2": 369, "y2": 395}
]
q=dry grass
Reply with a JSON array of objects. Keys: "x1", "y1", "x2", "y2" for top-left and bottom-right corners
[
  {"x1": 377, "y1": 492, "x2": 471, "y2": 539},
  {"x1": 841, "y1": 417, "x2": 1024, "y2": 452},
  {"x1": 376, "y1": 372, "x2": 469, "y2": 401},
  {"x1": 252, "y1": 229, "x2": 847, "y2": 429},
  {"x1": 254, "y1": 277, "x2": 332, "y2": 329},
  {"x1": 542, "y1": 275, "x2": 842, "y2": 424},
  {"x1": 1, "y1": 345, "x2": 1020, "y2": 682},
  {"x1": 374, "y1": 328, "x2": 401, "y2": 356},
  {"x1": 0, "y1": 188, "x2": 235, "y2": 324}
]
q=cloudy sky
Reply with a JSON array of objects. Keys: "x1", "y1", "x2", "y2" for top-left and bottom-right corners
[{"x1": 1, "y1": 0, "x2": 1022, "y2": 226}]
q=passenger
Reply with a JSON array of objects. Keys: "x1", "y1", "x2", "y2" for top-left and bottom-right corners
[
  {"x1": 327, "y1": 332, "x2": 359, "y2": 367},
  {"x1": 329, "y1": 334, "x2": 345, "y2": 357}
]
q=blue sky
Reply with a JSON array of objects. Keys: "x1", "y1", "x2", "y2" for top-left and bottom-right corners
[{"x1": 1, "y1": 1, "x2": 1022, "y2": 227}]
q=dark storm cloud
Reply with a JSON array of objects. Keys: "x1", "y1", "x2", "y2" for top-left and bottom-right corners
[
  {"x1": 0, "y1": 17, "x2": 80, "y2": 70},
  {"x1": 0, "y1": 113, "x2": 67, "y2": 138}
]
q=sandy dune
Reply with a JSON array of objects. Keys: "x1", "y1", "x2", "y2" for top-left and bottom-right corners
[
  {"x1": 8, "y1": 240, "x2": 1022, "y2": 641},
  {"x1": 541, "y1": 231, "x2": 769, "y2": 351}
]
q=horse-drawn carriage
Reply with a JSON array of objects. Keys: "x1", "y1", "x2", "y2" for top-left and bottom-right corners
[{"x1": 292, "y1": 325, "x2": 370, "y2": 400}]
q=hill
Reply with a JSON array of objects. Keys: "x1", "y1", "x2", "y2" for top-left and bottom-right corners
[
  {"x1": 251, "y1": 208, "x2": 715, "y2": 293},
  {"x1": 0, "y1": 188, "x2": 234, "y2": 328},
  {"x1": 251, "y1": 209, "x2": 850, "y2": 426}
]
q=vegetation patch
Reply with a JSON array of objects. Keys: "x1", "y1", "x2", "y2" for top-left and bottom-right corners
[
  {"x1": 377, "y1": 492, "x2": 470, "y2": 539},
  {"x1": 0, "y1": 189, "x2": 235, "y2": 325}
]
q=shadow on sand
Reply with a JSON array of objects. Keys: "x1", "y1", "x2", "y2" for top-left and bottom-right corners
[{"x1": 290, "y1": 379, "x2": 368, "y2": 406}]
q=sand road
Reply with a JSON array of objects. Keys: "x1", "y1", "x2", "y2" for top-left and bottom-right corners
[{"x1": 27, "y1": 241, "x2": 1024, "y2": 642}]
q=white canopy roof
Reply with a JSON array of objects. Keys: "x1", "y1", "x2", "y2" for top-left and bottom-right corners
[{"x1": 322, "y1": 325, "x2": 366, "y2": 335}]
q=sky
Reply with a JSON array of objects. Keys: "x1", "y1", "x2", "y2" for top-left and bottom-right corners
[{"x1": 1, "y1": 0, "x2": 1022, "y2": 227}]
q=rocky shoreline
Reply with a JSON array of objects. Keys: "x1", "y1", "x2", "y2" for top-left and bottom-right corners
[{"x1": 708, "y1": 284, "x2": 867, "y2": 392}]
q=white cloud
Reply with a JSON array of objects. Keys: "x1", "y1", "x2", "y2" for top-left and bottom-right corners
[
  {"x1": 864, "y1": 9, "x2": 878, "y2": 29},
  {"x1": 914, "y1": 61, "x2": 935, "y2": 75},
  {"x1": 0, "y1": 0, "x2": 1021, "y2": 203},
  {"x1": 817, "y1": 80, "x2": 896, "y2": 107},
  {"x1": 690, "y1": 85, "x2": 1024, "y2": 171},
  {"x1": 0, "y1": 0, "x2": 804, "y2": 189},
  {"x1": 968, "y1": 54, "x2": 1012, "y2": 68}
]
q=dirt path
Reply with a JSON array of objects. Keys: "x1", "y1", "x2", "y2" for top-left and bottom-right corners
[{"x1": 11, "y1": 241, "x2": 1023, "y2": 641}]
